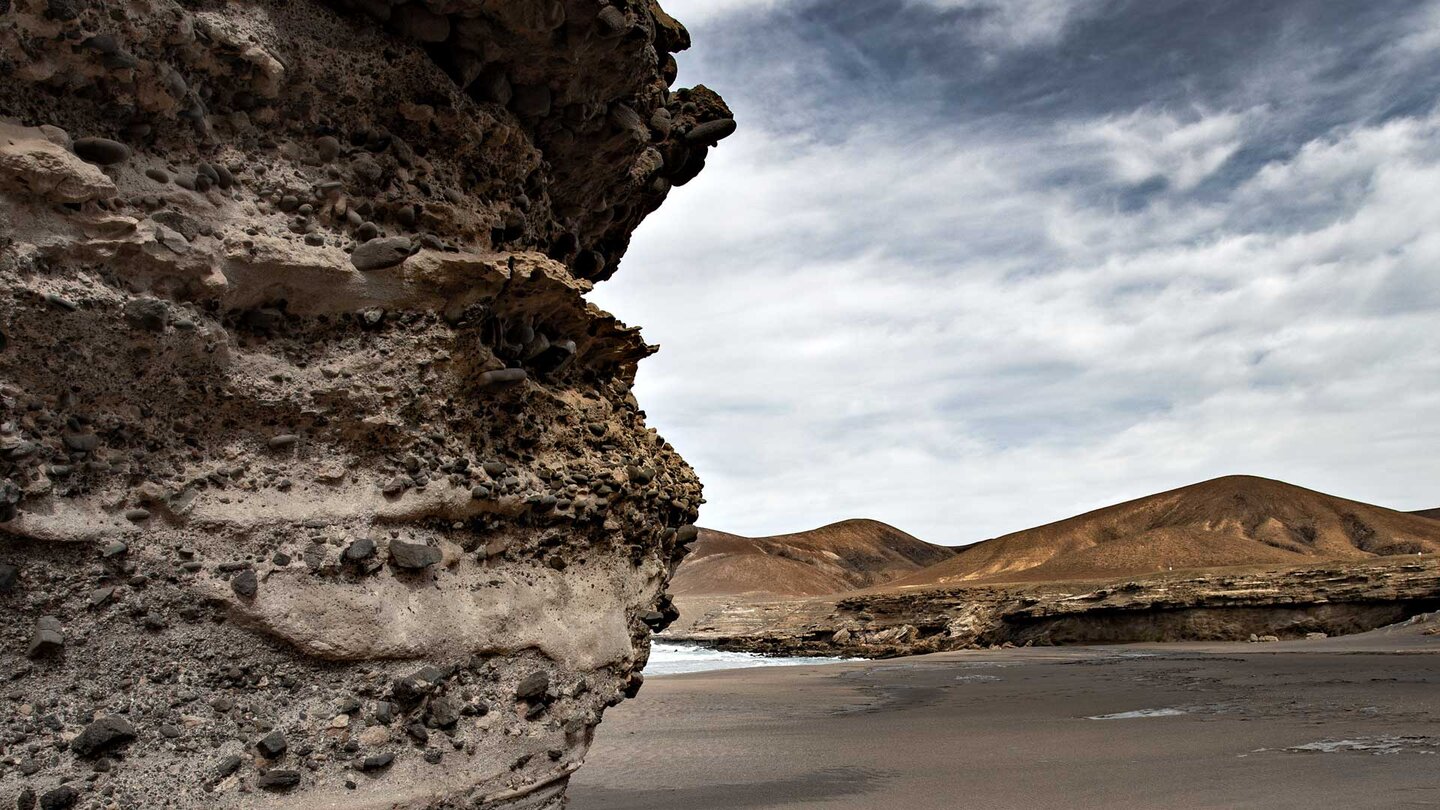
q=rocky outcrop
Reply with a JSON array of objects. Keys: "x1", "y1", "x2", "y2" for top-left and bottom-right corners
[
  {"x1": 0, "y1": 1, "x2": 731, "y2": 807},
  {"x1": 667, "y1": 557, "x2": 1440, "y2": 658}
]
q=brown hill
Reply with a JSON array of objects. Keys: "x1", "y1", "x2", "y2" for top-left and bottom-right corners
[
  {"x1": 891, "y1": 476, "x2": 1440, "y2": 588},
  {"x1": 671, "y1": 519, "x2": 956, "y2": 598},
  {"x1": 1414, "y1": 508, "x2": 1440, "y2": 520}
]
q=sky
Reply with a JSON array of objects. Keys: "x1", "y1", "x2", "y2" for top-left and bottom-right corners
[{"x1": 588, "y1": 0, "x2": 1440, "y2": 546}]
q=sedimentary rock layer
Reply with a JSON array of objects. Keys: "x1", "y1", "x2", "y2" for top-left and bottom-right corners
[
  {"x1": 0, "y1": 1, "x2": 731, "y2": 807},
  {"x1": 667, "y1": 557, "x2": 1440, "y2": 658}
]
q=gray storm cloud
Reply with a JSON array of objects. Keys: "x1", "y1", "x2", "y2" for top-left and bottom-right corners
[{"x1": 590, "y1": 0, "x2": 1440, "y2": 543}]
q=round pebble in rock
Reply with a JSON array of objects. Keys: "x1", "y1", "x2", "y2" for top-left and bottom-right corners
[
  {"x1": 351, "y1": 237, "x2": 413, "y2": 271},
  {"x1": 596, "y1": 5, "x2": 628, "y2": 36},
  {"x1": 316, "y1": 136, "x2": 341, "y2": 161},
  {"x1": 685, "y1": 119, "x2": 738, "y2": 145},
  {"x1": 73, "y1": 137, "x2": 131, "y2": 165},
  {"x1": 477, "y1": 368, "x2": 527, "y2": 389}
]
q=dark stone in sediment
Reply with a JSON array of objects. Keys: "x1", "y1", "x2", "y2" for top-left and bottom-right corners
[
  {"x1": 389, "y1": 540, "x2": 442, "y2": 570},
  {"x1": 71, "y1": 716, "x2": 138, "y2": 758},
  {"x1": 258, "y1": 769, "x2": 301, "y2": 790},
  {"x1": 72, "y1": 137, "x2": 131, "y2": 165},
  {"x1": 256, "y1": 729, "x2": 288, "y2": 758}
]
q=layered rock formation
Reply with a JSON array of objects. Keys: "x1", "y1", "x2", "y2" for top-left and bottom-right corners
[
  {"x1": 670, "y1": 557, "x2": 1440, "y2": 658},
  {"x1": 668, "y1": 478, "x2": 1440, "y2": 658},
  {"x1": 0, "y1": 1, "x2": 730, "y2": 807}
]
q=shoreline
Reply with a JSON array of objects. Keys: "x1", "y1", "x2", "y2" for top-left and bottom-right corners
[{"x1": 574, "y1": 615, "x2": 1440, "y2": 809}]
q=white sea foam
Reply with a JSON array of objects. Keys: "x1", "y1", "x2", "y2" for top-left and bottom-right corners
[
  {"x1": 646, "y1": 642, "x2": 855, "y2": 675},
  {"x1": 1087, "y1": 708, "x2": 1187, "y2": 720}
]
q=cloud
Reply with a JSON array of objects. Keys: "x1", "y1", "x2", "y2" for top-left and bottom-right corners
[
  {"x1": 1071, "y1": 107, "x2": 1257, "y2": 191},
  {"x1": 923, "y1": 0, "x2": 1101, "y2": 48},
  {"x1": 593, "y1": 0, "x2": 1440, "y2": 543}
]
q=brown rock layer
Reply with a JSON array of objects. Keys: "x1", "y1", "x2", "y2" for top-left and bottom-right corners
[
  {"x1": 669, "y1": 557, "x2": 1440, "y2": 658},
  {"x1": 0, "y1": 1, "x2": 731, "y2": 807}
]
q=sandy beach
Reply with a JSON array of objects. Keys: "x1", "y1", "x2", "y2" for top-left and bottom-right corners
[{"x1": 572, "y1": 618, "x2": 1440, "y2": 810}]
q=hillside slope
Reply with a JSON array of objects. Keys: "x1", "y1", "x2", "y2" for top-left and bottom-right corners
[
  {"x1": 1414, "y1": 508, "x2": 1440, "y2": 520},
  {"x1": 672, "y1": 519, "x2": 955, "y2": 598},
  {"x1": 891, "y1": 476, "x2": 1440, "y2": 588}
]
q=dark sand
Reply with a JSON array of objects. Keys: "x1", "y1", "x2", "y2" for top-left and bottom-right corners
[{"x1": 572, "y1": 617, "x2": 1440, "y2": 809}]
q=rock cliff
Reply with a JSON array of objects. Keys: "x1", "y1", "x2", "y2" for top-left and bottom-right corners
[
  {"x1": 668, "y1": 557, "x2": 1440, "y2": 658},
  {"x1": 0, "y1": 1, "x2": 730, "y2": 807}
]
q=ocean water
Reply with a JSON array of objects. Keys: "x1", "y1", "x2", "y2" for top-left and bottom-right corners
[{"x1": 646, "y1": 642, "x2": 856, "y2": 675}]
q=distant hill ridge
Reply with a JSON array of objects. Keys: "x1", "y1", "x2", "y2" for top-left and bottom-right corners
[
  {"x1": 889, "y1": 475, "x2": 1440, "y2": 588},
  {"x1": 1414, "y1": 508, "x2": 1440, "y2": 520},
  {"x1": 671, "y1": 519, "x2": 956, "y2": 598}
]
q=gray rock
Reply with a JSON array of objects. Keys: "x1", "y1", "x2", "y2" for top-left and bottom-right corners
[
  {"x1": 231, "y1": 569, "x2": 258, "y2": 598},
  {"x1": 351, "y1": 237, "x2": 413, "y2": 271},
  {"x1": 427, "y1": 696, "x2": 460, "y2": 728},
  {"x1": 27, "y1": 616, "x2": 64, "y2": 658},
  {"x1": 256, "y1": 729, "x2": 288, "y2": 758},
  {"x1": 72, "y1": 137, "x2": 131, "y2": 165},
  {"x1": 389, "y1": 540, "x2": 442, "y2": 570},
  {"x1": 0, "y1": 563, "x2": 17, "y2": 591},
  {"x1": 477, "y1": 368, "x2": 528, "y2": 389},
  {"x1": 360, "y1": 752, "x2": 395, "y2": 771},
  {"x1": 123, "y1": 298, "x2": 170, "y2": 332},
  {"x1": 516, "y1": 671, "x2": 549, "y2": 700},
  {"x1": 343, "y1": 537, "x2": 376, "y2": 562},
  {"x1": 71, "y1": 716, "x2": 137, "y2": 757},
  {"x1": 38, "y1": 785, "x2": 78, "y2": 810},
  {"x1": 258, "y1": 769, "x2": 301, "y2": 790},
  {"x1": 215, "y1": 754, "x2": 243, "y2": 778}
]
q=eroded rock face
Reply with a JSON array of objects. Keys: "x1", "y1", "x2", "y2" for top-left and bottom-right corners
[
  {"x1": 668, "y1": 557, "x2": 1440, "y2": 657},
  {"x1": 0, "y1": 1, "x2": 728, "y2": 806}
]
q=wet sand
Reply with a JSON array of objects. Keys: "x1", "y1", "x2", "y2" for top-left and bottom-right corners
[{"x1": 571, "y1": 617, "x2": 1440, "y2": 809}]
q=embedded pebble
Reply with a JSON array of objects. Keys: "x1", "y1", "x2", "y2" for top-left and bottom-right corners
[
  {"x1": 389, "y1": 540, "x2": 442, "y2": 570},
  {"x1": 72, "y1": 137, "x2": 131, "y2": 165},
  {"x1": 351, "y1": 237, "x2": 413, "y2": 271}
]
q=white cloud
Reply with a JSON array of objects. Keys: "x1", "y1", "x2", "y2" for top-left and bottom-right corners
[
  {"x1": 665, "y1": 0, "x2": 1097, "y2": 46},
  {"x1": 1071, "y1": 107, "x2": 1257, "y2": 191},
  {"x1": 925, "y1": 0, "x2": 1100, "y2": 48},
  {"x1": 591, "y1": 3, "x2": 1440, "y2": 544}
]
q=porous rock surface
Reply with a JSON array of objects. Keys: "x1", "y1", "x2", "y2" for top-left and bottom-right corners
[{"x1": 0, "y1": 0, "x2": 731, "y2": 807}]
